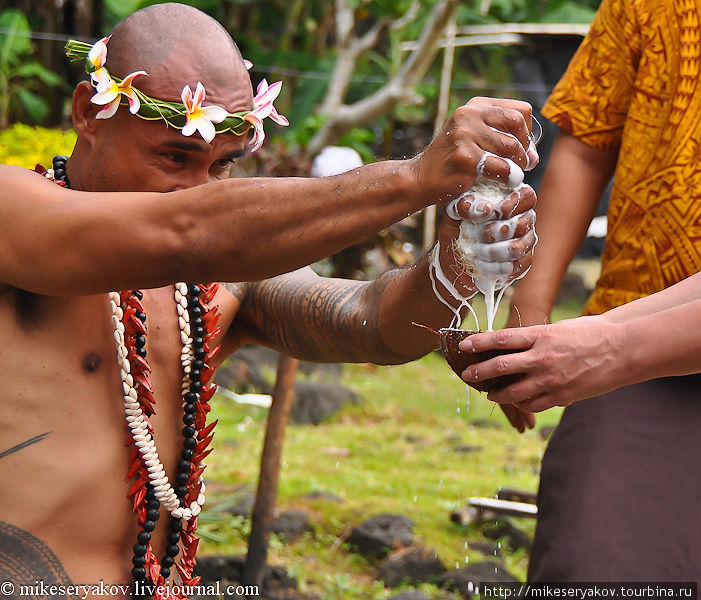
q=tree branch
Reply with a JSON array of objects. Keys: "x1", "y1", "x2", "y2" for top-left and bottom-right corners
[
  {"x1": 390, "y1": 0, "x2": 421, "y2": 31},
  {"x1": 307, "y1": 0, "x2": 459, "y2": 157},
  {"x1": 335, "y1": 0, "x2": 354, "y2": 48},
  {"x1": 318, "y1": 12, "x2": 390, "y2": 116}
]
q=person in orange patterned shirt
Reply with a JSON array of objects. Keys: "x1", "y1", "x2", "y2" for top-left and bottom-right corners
[{"x1": 459, "y1": 0, "x2": 701, "y2": 581}]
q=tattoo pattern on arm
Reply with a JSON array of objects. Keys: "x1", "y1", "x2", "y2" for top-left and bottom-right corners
[
  {"x1": 221, "y1": 282, "x2": 248, "y2": 302},
  {"x1": 245, "y1": 270, "x2": 411, "y2": 364},
  {"x1": 0, "y1": 521, "x2": 78, "y2": 599}
]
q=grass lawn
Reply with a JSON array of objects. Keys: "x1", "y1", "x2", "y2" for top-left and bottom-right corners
[{"x1": 198, "y1": 298, "x2": 583, "y2": 598}]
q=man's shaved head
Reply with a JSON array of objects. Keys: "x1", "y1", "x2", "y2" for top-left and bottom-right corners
[
  {"x1": 67, "y1": 3, "x2": 254, "y2": 194},
  {"x1": 104, "y1": 3, "x2": 252, "y2": 113}
]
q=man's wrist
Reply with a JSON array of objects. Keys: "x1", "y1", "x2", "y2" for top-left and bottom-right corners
[
  {"x1": 616, "y1": 317, "x2": 652, "y2": 386},
  {"x1": 507, "y1": 295, "x2": 552, "y2": 326},
  {"x1": 401, "y1": 156, "x2": 430, "y2": 213},
  {"x1": 427, "y1": 243, "x2": 477, "y2": 320}
]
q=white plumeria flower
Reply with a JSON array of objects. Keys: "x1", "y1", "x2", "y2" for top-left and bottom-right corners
[
  {"x1": 243, "y1": 79, "x2": 289, "y2": 152},
  {"x1": 88, "y1": 36, "x2": 113, "y2": 94},
  {"x1": 91, "y1": 70, "x2": 148, "y2": 119},
  {"x1": 181, "y1": 82, "x2": 228, "y2": 143},
  {"x1": 243, "y1": 59, "x2": 253, "y2": 70},
  {"x1": 88, "y1": 35, "x2": 110, "y2": 70}
]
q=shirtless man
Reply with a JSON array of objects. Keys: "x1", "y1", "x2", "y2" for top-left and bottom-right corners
[{"x1": 0, "y1": 3, "x2": 537, "y2": 596}]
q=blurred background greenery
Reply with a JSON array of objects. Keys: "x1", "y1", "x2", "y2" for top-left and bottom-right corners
[{"x1": 1, "y1": 0, "x2": 599, "y2": 159}]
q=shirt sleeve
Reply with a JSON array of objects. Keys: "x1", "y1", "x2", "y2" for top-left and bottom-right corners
[{"x1": 542, "y1": 0, "x2": 641, "y2": 151}]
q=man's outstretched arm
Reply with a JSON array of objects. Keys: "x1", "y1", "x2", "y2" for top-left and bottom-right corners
[
  {"x1": 232, "y1": 267, "x2": 428, "y2": 365},
  {"x1": 234, "y1": 263, "x2": 462, "y2": 365},
  {"x1": 0, "y1": 97, "x2": 533, "y2": 297}
]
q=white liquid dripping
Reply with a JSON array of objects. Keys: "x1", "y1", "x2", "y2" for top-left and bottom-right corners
[
  {"x1": 433, "y1": 139, "x2": 539, "y2": 334},
  {"x1": 453, "y1": 176, "x2": 522, "y2": 331}
]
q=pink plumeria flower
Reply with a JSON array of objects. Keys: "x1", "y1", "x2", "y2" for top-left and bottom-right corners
[
  {"x1": 91, "y1": 70, "x2": 148, "y2": 119},
  {"x1": 243, "y1": 79, "x2": 289, "y2": 152},
  {"x1": 88, "y1": 36, "x2": 110, "y2": 70},
  {"x1": 244, "y1": 111, "x2": 266, "y2": 153},
  {"x1": 181, "y1": 82, "x2": 228, "y2": 143},
  {"x1": 254, "y1": 79, "x2": 289, "y2": 126},
  {"x1": 243, "y1": 59, "x2": 253, "y2": 70}
]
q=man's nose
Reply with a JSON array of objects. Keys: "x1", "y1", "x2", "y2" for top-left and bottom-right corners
[{"x1": 172, "y1": 170, "x2": 211, "y2": 190}]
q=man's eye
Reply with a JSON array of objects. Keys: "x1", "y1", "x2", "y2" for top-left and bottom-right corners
[
  {"x1": 215, "y1": 159, "x2": 235, "y2": 169},
  {"x1": 164, "y1": 153, "x2": 187, "y2": 164}
]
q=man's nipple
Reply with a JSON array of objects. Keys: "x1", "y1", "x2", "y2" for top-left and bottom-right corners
[{"x1": 82, "y1": 352, "x2": 102, "y2": 373}]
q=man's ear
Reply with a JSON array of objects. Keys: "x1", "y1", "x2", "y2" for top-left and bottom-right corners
[{"x1": 72, "y1": 81, "x2": 101, "y2": 143}]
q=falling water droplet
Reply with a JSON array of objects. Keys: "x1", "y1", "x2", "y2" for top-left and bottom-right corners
[
  {"x1": 335, "y1": 461, "x2": 339, "y2": 468},
  {"x1": 362, "y1": 320, "x2": 367, "y2": 326},
  {"x1": 413, "y1": 495, "x2": 417, "y2": 503}
]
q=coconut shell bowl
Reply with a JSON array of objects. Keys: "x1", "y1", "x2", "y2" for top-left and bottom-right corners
[{"x1": 439, "y1": 327, "x2": 520, "y2": 393}]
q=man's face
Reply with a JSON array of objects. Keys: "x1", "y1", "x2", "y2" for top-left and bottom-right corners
[{"x1": 86, "y1": 106, "x2": 250, "y2": 193}]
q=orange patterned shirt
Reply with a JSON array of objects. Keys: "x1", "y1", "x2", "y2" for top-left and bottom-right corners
[{"x1": 542, "y1": 0, "x2": 701, "y2": 315}]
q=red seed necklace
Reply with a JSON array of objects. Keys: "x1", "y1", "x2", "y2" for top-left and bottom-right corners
[{"x1": 42, "y1": 157, "x2": 222, "y2": 600}]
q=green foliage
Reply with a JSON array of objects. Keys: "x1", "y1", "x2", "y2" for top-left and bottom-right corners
[
  {"x1": 463, "y1": 0, "x2": 599, "y2": 24},
  {"x1": 0, "y1": 124, "x2": 76, "y2": 167},
  {"x1": 5, "y1": 0, "x2": 603, "y2": 139},
  {"x1": 0, "y1": 10, "x2": 67, "y2": 129}
]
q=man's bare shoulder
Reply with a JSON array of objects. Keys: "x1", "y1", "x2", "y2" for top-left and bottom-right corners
[
  {"x1": 0, "y1": 163, "x2": 46, "y2": 182},
  {"x1": 0, "y1": 164, "x2": 68, "y2": 202}
]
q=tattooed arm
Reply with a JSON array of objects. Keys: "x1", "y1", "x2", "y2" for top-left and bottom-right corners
[
  {"x1": 230, "y1": 187, "x2": 538, "y2": 364},
  {"x1": 232, "y1": 256, "x2": 462, "y2": 365}
]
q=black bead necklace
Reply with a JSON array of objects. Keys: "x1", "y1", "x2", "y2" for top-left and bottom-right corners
[
  {"x1": 51, "y1": 155, "x2": 70, "y2": 187},
  {"x1": 127, "y1": 283, "x2": 206, "y2": 597}
]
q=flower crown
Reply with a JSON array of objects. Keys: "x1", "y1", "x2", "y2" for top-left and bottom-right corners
[{"x1": 65, "y1": 37, "x2": 288, "y2": 150}]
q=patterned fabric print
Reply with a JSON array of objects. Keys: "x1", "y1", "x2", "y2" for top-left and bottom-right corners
[{"x1": 542, "y1": 0, "x2": 701, "y2": 315}]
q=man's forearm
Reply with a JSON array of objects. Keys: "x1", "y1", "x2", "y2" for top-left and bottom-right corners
[
  {"x1": 624, "y1": 298, "x2": 701, "y2": 382},
  {"x1": 239, "y1": 256, "x2": 459, "y2": 366},
  {"x1": 508, "y1": 132, "x2": 617, "y2": 322},
  {"x1": 603, "y1": 272, "x2": 701, "y2": 323},
  {"x1": 177, "y1": 161, "x2": 421, "y2": 284}
]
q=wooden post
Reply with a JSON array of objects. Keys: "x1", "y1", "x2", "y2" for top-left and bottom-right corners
[
  {"x1": 244, "y1": 354, "x2": 299, "y2": 587},
  {"x1": 423, "y1": 16, "x2": 457, "y2": 250}
]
